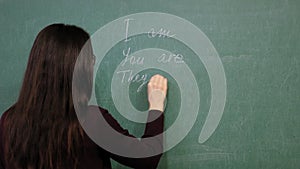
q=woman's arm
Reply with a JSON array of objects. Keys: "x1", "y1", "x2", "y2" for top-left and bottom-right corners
[
  {"x1": 98, "y1": 108, "x2": 164, "y2": 169},
  {"x1": 84, "y1": 75, "x2": 167, "y2": 168}
]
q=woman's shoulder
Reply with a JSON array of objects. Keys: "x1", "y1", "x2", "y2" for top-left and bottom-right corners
[
  {"x1": 87, "y1": 105, "x2": 119, "y2": 124},
  {"x1": 0, "y1": 105, "x2": 16, "y2": 127},
  {"x1": 88, "y1": 105, "x2": 108, "y2": 113},
  {"x1": 87, "y1": 105, "x2": 110, "y2": 119}
]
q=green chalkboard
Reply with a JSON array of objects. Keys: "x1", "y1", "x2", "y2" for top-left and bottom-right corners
[{"x1": 1, "y1": 0, "x2": 300, "y2": 169}]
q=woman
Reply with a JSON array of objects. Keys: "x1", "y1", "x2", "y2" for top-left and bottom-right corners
[{"x1": 0, "y1": 24, "x2": 167, "y2": 169}]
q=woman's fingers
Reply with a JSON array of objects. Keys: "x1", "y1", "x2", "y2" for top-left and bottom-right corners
[
  {"x1": 162, "y1": 77, "x2": 167, "y2": 96},
  {"x1": 148, "y1": 75, "x2": 164, "y2": 91}
]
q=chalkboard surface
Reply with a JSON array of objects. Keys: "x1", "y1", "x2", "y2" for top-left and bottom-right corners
[{"x1": 1, "y1": 0, "x2": 299, "y2": 169}]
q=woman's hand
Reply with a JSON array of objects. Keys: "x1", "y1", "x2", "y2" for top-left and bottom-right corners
[{"x1": 147, "y1": 74, "x2": 168, "y2": 112}]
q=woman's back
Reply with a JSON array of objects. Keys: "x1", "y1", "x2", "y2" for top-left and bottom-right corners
[{"x1": 0, "y1": 24, "x2": 166, "y2": 169}]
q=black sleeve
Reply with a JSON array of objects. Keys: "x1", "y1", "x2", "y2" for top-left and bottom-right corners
[{"x1": 85, "y1": 106, "x2": 164, "y2": 169}]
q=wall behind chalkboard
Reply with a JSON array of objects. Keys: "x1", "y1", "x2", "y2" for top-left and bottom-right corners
[{"x1": 1, "y1": 0, "x2": 299, "y2": 168}]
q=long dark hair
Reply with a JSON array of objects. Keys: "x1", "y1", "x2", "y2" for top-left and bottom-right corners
[{"x1": 3, "y1": 24, "x2": 94, "y2": 169}]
